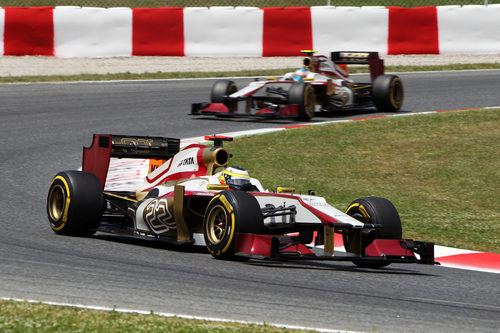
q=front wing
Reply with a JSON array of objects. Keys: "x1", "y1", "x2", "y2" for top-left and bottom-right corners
[
  {"x1": 235, "y1": 233, "x2": 436, "y2": 265},
  {"x1": 191, "y1": 102, "x2": 300, "y2": 119}
]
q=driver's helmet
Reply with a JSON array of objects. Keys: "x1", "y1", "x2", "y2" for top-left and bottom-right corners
[
  {"x1": 293, "y1": 68, "x2": 309, "y2": 82},
  {"x1": 219, "y1": 166, "x2": 251, "y2": 190}
]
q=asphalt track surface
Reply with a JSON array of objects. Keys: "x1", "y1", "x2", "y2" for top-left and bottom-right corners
[{"x1": 1, "y1": 70, "x2": 499, "y2": 332}]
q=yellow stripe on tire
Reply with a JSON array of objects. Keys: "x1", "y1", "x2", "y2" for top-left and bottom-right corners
[
  {"x1": 221, "y1": 212, "x2": 235, "y2": 255},
  {"x1": 50, "y1": 176, "x2": 71, "y2": 231}
]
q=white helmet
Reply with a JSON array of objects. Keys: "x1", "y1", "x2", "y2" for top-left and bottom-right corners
[{"x1": 219, "y1": 166, "x2": 251, "y2": 190}]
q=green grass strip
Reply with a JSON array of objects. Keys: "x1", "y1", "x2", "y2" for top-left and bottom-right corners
[{"x1": 0, "y1": 300, "x2": 315, "y2": 333}]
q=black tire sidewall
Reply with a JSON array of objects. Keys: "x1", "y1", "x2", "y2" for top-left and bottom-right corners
[
  {"x1": 346, "y1": 196, "x2": 402, "y2": 241},
  {"x1": 345, "y1": 196, "x2": 402, "y2": 268},
  {"x1": 47, "y1": 170, "x2": 103, "y2": 236}
]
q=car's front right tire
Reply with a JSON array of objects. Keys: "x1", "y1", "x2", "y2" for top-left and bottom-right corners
[
  {"x1": 288, "y1": 81, "x2": 315, "y2": 121},
  {"x1": 344, "y1": 196, "x2": 402, "y2": 268},
  {"x1": 210, "y1": 79, "x2": 238, "y2": 113}
]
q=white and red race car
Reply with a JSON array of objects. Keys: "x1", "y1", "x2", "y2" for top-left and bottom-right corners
[
  {"x1": 192, "y1": 51, "x2": 404, "y2": 121},
  {"x1": 46, "y1": 134, "x2": 434, "y2": 268}
]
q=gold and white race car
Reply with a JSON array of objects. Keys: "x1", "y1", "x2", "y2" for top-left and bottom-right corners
[
  {"x1": 192, "y1": 51, "x2": 404, "y2": 121},
  {"x1": 46, "y1": 134, "x2": 433, "y2": 268}
]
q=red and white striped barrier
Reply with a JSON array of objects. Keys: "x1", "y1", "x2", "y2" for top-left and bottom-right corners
[{"x1": 0, "y1": 5, "x2": 500, "y2": 57}]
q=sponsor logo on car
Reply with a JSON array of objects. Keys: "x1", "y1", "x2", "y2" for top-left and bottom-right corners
[
  {"x1": 143, "y1": 198, "x2": 175, "y2": 234},
  {"x1": 177, "y1": 156, "x2": 195, "y2": 168}
]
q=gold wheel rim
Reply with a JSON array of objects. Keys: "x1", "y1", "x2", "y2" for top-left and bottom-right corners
[
  {"x1": 48, "y1": 184, "x2": 65, "y2": 222},
  {"x1": 390, "y1": 78, "x2": 404, "y2": 109},
  {"x1": 206, "y1": 205, "x2": 228, "y2": 245},
  {"x1": 304, "y1": 85, "x2": 315, "y2": 117}
]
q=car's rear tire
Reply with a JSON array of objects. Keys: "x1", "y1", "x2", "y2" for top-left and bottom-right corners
[
  {"x1": 210, "y1": 79, "x2": 238, "y2": 112},
  {"x1": 372, "y1": 74, "x2": 404, "y2": 112},
  {"x1": 344, "y1": 196, "x2": 402, "y2": 268},
  {"x1": 47, "y1": 170, "x2": 103, "y2": 236},
  {"x1": 288, "y1": 82, "x2": 315, "y2": 121},
  {"x1": 203, "y1": 190, "x2": 264, "y2": 260}
]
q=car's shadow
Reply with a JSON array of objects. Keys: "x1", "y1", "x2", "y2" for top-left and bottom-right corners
[
  {"x1": 93, "y1": 233, "x2": 435, "y2": 276},
  {"x1": 93, "y1": 233, "x2": 207, "y2": 254},
  {"x1": 246, "y1": 258, "x2": 436, "y2": 276},
  {"x1": 189, "y1": 108, "x2": 414, "y2": 125}
]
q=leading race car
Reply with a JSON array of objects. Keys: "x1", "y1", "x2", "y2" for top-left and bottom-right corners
[
  {"x1": 191, "y1": 51, "x2": 404, "y2": 121},
  {"x1": 46, "y1": 134, "x2": 434, "y2": 268}
]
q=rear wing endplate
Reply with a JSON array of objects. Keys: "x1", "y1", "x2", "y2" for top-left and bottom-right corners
[
  {"x1": 83, "y1": 134, "x2": 180, "y2": 189},
  {"x1": 331, "y1": 51, "x2": 384, "y2": 82}
]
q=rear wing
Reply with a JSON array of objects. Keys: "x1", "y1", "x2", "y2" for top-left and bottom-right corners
[
  {"x1": 331, "y1": 51, "x2": 384, "y2": 82},
  {"x1": 82, "y1": 134, "x2": 180, "y2": 189}
]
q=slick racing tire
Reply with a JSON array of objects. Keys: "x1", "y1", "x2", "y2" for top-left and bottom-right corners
[
  {"x1": 210, "y1": 79, "x2": 238, "y2": 113},
  {"x1": 288, "y1": 82, "x2": 315, "y2": 121},
  {"x1": 372, "y1": 74, "x2": 404, "y2": 112},
  {"x1": 203, "y1": 190, "x2": 264, "y2": 260},
  {"x1": 47, "y1": 170, "x2": 103, "y2": 236},
  {"x1": 344, "y1": 197, "x2": 402, "y2": 268}
]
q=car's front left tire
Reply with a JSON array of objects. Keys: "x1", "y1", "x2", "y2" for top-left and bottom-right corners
[
  {"x1": 203, "y1": 190, "x2": 264, "y2": 260},
  {"x1": 288, "y1": 82, "x2": 315, "y2": 120}
]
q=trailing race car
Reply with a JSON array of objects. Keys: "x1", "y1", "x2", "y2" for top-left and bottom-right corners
[
  {"x1": 46, "y1": 134, "x2": 434, "y2": 268},
  {"x1": 191, "y1": 51, "x2": 404, "y2": 121}
]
